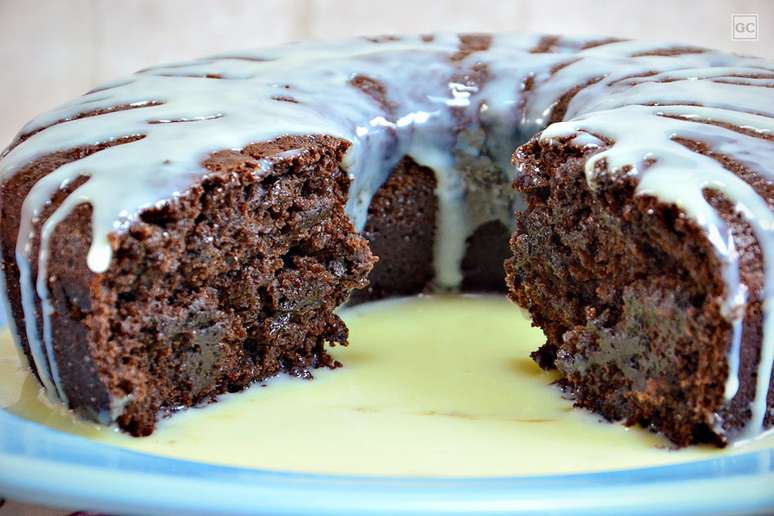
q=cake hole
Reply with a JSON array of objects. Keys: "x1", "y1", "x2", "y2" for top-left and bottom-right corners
[
  {"x1": 118, "y1": 379, "x2": 134, "y2": 395},
  {"x1": 139, "y1": 203, "x2": 178, "y2": 227}
]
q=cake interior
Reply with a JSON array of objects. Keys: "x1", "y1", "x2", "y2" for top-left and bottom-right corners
[
  {"x1": 505, "y1": 138, "x2": 767, "y2": 446},
  {"x1": 39, "y1": 136, "x2": 375, "y2": 435}
]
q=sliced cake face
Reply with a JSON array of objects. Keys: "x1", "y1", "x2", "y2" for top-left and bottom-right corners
[
  {"x1": 0, "y1": 33, "x2": 771, "y2": 444},
  {"x1": 510, "y1": 74, "x2": 774, "y2": 444},
  {"x1": 507, "y1": 139, "x2": 739, "y2": 446},
  {"x1": 2, "y1": 135, "x2": 376, "y2": 435}
]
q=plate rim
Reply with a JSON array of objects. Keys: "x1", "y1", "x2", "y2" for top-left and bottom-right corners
[{"x1": 2, "y1": 409, "x2": 773, "y2": 515}]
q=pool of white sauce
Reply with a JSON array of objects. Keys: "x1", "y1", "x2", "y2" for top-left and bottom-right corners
[{"x1": 1, "y1": 295, "x2": 771, "y2": 477}]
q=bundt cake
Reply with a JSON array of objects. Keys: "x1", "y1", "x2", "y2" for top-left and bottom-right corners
[{"x1": 0, "y1": 33, "x2": 772, "y2": 446}]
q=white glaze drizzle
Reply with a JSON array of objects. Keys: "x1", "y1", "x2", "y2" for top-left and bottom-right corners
[{"x1": 0, "y1": 33, "x2": 772, "y2": 438}]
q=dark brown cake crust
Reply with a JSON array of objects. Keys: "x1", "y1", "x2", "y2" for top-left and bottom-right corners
[
  {"x1": 1, "y1": 135, "x2": 376, "y2": 435},
  {"x1": 506, "y1": 136, "x2": 774, "y2": 446}
]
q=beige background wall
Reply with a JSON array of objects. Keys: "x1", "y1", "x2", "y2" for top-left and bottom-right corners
[{"x1": 1, "y1": 0, "x2": 771, "y2": 145}]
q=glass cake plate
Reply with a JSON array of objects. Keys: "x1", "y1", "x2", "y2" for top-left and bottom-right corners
[{"x1": 0, "y1": 407, "x2": 773, "y2": 515}]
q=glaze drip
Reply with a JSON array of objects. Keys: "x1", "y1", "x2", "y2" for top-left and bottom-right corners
[{"x1": 0, "y1": 33, "x2": 772, "y2": 439}]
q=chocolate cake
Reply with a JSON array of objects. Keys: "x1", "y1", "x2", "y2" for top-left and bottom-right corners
[{"x1": 0, "y1": 33, "x2": 771, "y2": 446}]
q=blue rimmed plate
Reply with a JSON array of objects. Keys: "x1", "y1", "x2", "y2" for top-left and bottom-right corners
[{"x1": 1, "y1": 407, "x2": 773, "y2": 515}]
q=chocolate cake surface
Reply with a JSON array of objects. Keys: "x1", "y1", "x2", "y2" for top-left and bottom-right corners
[{"x1": 0, "y1": 33, "x2": 772, "y2": 445}]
